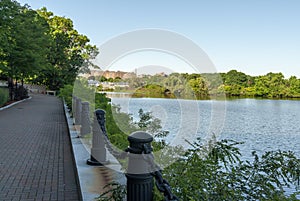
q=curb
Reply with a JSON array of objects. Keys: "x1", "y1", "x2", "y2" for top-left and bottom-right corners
[
  {"x1": 62, "y1": 101, "x2": 84, "y2": 201},
  {"x1": 62, "y1": 103, "x2": 95, "y2": 201},
  {"x1": 62, "y1": 101, "x2": 126, "y2": 201},
  {"x1": 0, "y1": 96, "x2": 32, "y2": 111}
]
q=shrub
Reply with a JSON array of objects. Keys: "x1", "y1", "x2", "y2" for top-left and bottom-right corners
[
  {"x1": 0, "y1": 87, "x2": 9, "y2": 106},
  {"x1": 58, "y1": 84, "x2": 74, "y2": 109}
]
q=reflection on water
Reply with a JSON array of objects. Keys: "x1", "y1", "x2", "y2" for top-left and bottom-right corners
[{"x1": 98, "y1": 92, "x2": 133, "y2": 99}]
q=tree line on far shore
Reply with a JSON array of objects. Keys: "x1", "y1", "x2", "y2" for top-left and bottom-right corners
[
  {"x1": 0, "y1": 0, "x2": 98, "y2": 100},
  {"x1": 118, "y1": 70, "x2": 300, "y2": 99}
]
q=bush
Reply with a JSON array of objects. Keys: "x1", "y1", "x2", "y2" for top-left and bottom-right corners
[
  {"x1": 58, "y1": 84, "x2": 74, "y2": 109},
  {"x1": 0, "y1": 87, "x2": 9, "y2": 106},
  {"x1": 164, "y1": 139, "x2": 300, "y2": 201}
]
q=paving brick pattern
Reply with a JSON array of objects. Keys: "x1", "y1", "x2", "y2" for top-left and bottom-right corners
[{"x1": 0, "y1": 95, "x2": 81, "y2": 201}]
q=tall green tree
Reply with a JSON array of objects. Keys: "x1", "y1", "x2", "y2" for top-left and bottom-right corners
[
  {"x1": 287, "y1": 76, "x2": 300, "y2": 98},
  {"x1": 254, "y1": 73, "x2": 287, "y2": 98},
  {"x1": 222, "y1": 69, "x2": 249, "y2": 87},
  {"x1": 36, "y1": 8, "x2": 98, "y2": 90},
  {"x1": 188, "y1": 76, "x2": 209, "y2": 98},
  {"x1": 9, "y1": 7, "x2": 51, "y2": 84},
  {"x1": 0, "y1": 0, "x2": 51, "y2": 100},
  {"x1": 0, "y1": 0, "x2": 21, "y2": 100},
  {"x1": 0, "y1": 0, "x2": 20, "y2": 68}
]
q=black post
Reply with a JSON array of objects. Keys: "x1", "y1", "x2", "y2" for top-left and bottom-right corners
[
  {"x1": 87, "y1": 109, "x2": 109, "y2": 166},
  {"x1": 126, "y1": 131, "x2": 154, "y2": 201}
]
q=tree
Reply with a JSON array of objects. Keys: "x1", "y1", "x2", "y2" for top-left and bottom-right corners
[
  {"x1": 254, "y1": 73, "x2": 287, "y2": 98},
  {"x1": 0, "y1": 0, "x2": 20, "y2": 67},
  {"x1": 0, "y1": 0, "x2": 51, "y2": 100},
  {"x1": 222, "y1": 70, "x2": 249, "y2": 87},
  {"x1": 9, "y1": 7, "x2": 51, "y2": 85},
  {"x1": 287, "y1": 76, "x2": 300, "y2": 97},
  {"x1": 35, "y1": 8, "x2": 98, "y2": 90},
  {"x1": 188, "y1": 76, "x2": 209, "y2": 98},
  {"x1": 0, "y1": 0, "x2": 21, "y2": 100}
]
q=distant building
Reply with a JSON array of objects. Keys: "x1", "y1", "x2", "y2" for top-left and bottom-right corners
[
  {"x1": 81, "y1": 70, "x2": 136, "y2": 79},
  {"x1": 155, "y1": 72, "x2": 168, "y2": 77},
  {"x1": 87, "y1": 80, "x2": 100, "y2": 87}
]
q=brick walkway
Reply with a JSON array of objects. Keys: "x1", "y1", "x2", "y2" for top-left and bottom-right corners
[{"x1": 0, "y1": 94, "x2": 81, "y2": 201}]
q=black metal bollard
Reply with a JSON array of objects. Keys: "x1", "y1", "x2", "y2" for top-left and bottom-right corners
[
  {"x1": 87, "y1": 109, "x2": 108, "y2": 166},
  {"x1": 80, "y1": 101, "x2": 91, "y2": 137},
  {"x1": 126, "y1": 131, "x2": 154, "y2": 201}
]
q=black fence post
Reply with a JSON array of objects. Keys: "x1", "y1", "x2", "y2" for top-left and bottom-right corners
[
  {"x1": 126, "y1": 131, "x2": 154, "y2": 201},
  {"x1": 87, "y1": 109, "x2": 108, "y2": 166}
]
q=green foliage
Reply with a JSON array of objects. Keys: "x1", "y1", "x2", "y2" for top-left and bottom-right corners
[
  {"x1": 0, "y1": 1, "x2": 98, "y2": 96},
  {"x1": 0, "y1": 87, "x2": 9, "y2": 106},
  {"x1": 164, "y1": 139, "x2": 300, "y2": 201},
  {"x1": 59, "y1": 78, "x2": 95, "y2": 111},
  {"x1": 97, "y1": 182, "x2": 126, "y2": 201},
  {"x1": 97, "y1": 136, "x2": 300, "y2": 200},
  {"x1": 94, "y1": 93, "x2": 130, "y2": 150},
  {"x1": 133, "y1": 84, "x2": 173, "y2": 98},
  {"x1": 135, "y1": 108, "x2": 169, "y2": 151},
  {"x1": 254, "y1": 73, "x2": 287, "y2": 98},
  {"x1": 34, "y1": 8, "x2": 98, "y2": 90},
  {"x1": 287, "y1": 76, "x2": 300, "y2": 97},
  {"x1": 188, "y1": 77, "x2": 209, "y2": 98},
  {"x1": 73, "y1": 78, "x2": 95, "y2": 103},
  {"x1": 58, "y1": 84, "x2": 73, "y2": 109},
  {"x1": 0, "y1": 0, "x2": 52, "y2": 100},
  {"x1": 222, "y1": 70, "x2": 250, "y2": 87},
  {"x1": 125, "y1": 70, "x2": 300, "y2": 99},
  {"x1": 94, "y1": 95, "x2": 170, "y2": 151}
]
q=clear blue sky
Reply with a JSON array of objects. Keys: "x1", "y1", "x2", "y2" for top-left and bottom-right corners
[{"x1": 18, "y1": 0, "x2": 300, "y2": 78}]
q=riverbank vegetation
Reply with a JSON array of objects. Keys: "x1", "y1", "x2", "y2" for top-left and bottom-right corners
[{"x1": 119, "y1": 70, "x2": 300, "y2": 99}]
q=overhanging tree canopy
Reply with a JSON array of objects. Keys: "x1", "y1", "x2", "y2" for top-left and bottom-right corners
[
  {"x1": 0, "y1": 2, "x2": 98, "y2": 100},
  {"x1": 35, "y1": 8, "x2": 98, "y2": 90}
]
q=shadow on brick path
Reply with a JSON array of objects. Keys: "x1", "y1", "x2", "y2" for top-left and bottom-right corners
[{"x1": 0, "y1": 94, "x2": 81, "y2": 201}]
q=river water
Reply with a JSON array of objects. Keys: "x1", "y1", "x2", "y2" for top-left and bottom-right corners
[
  {"x1": 110, "y1": 97, "x2": 300, "y2": 160},
  {"x1": 108, "y1": 96, "x2": 300, "y2": 196}
]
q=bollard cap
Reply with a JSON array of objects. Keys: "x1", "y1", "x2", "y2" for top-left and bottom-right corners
[
  {"x1": 128, "y1": 131, "x2": 153, "y2": 144},
  {"x1": 95, "y1": 109, "x2": 106, "y2": 116}
]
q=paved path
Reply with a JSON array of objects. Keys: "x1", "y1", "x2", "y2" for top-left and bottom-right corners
[{"x1": 0, "y1": 94, "x2": 81, "y2": 201}]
